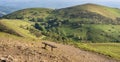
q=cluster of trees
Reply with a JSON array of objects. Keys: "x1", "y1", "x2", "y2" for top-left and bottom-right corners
[
  {"x1": 29, "y1": 18, "x2": 44, "y2": 22},
  {"x1": 20, "y1": 25, "x2": 42, "y2": 37},
  {"x1": 32, "y1": 18, "x2": 87, "y2": 42},
  {"x1": 3, "y1": 14, "x2": 24, "y2": 19}
]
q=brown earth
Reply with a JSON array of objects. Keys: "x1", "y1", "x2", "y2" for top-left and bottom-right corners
[{"x1": 0, "y1": 38, "x2": 119, "y2": 62}]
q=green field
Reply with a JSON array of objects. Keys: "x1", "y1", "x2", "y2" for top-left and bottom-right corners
[{"x1": 75, "y1": 43, "x2": 120, "y2": 60}]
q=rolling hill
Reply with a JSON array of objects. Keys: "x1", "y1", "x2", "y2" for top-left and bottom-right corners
[
  {"x1": 1, "y1": 3, "x2": 120, "y2": 42},
  {"x1": 0, "y1": 3, "x2": 120, "y2": 62},
  {"x1": 53, "y1": 3, "x2": 120, "y2": 24},
  {"x1": 0, "y1": 19, "x2": 44, "y2": 39},
  {"x1": 56, "y1": 3, "x2": 120, "y2": 19},
  {"x1": 3, "y1": 3, "x2": 120, "y2": 24},
  {"x1": 3, "y1": 8, "x2": 53, "y2": 21}
]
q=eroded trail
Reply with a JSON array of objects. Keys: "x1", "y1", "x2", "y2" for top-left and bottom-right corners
[{"x1": 0, "y1": 38, "x2": 119, "y2": 62}]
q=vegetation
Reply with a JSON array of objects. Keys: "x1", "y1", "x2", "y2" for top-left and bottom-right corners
[
  {"x1": 31, "y1": 20, "x2": 120, "y2": 42},
  {"x1": 0, "y1": 19, "x2": 43, "y2": 39},
  {"x1": 73, "y1": 43, "x2": 120, "y2": 60},
  {"x1": 1, "y1": 3, "x2": 120, "y2": 42},
  {"x1": 0, "y1": 3, "x2": 120, "y2": 61},
  {"x1": 53, "y1": 3, "x2": 120, "y2": 24},
  {"x1": 3, "y1": 8, "x2": 53, "y2": 21}
]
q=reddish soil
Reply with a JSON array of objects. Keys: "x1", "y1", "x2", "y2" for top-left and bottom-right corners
[{"x1": 0, "y1": 38, "x2": 119, "y2": 62}]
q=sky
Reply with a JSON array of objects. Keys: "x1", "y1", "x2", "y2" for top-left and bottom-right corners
[{"x1": 0, "y1": 0, "x2": 120, "y2": 9}]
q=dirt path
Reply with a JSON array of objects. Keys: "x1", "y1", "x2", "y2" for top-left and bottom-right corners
[
  {"x1": 0, "y1": 38, "x2": 119, "y2": 62},
  {"x1": 47, "y1": 41, "x2": 119, "y2": 62}
]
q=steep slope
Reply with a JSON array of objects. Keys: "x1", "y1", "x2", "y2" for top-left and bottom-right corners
[{"x1": 0, "y1": 19, "x2": 43, "y2": 39}]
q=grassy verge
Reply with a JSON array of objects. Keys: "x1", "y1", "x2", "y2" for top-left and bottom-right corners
[
  {"x1": 73, "y1": 42, "x2": 120, "y2": 60},
  {"x1": 0, "y1": 32, "x2": 40, "y2": 42}
]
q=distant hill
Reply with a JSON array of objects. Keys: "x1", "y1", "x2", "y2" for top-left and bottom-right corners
[
  {"x1": 3, "y1": 8, "x2": 53, "y2": 21},
  {"x1": 53, "y1": 3, "x2": 120, "y2": 24},
  {"x1": 0, "y1": 6, "x2": 17, "y2": 17},
  {"x1": 56, "y1": 3, "x2": 120, "y2": 19},
  {"x1": 0, "y1": 12, "x2": 5, "y2": 17},
  {"x1": 1, "y1": 3, "x2": 120, "y2": 42},
  {"x1": 3, "y1": 3, "x2": 120, "y2": 24}
]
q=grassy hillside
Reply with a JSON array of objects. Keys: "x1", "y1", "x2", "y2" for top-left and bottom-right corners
[
  {"x1": 3, "y1": 4, "x2": 120, "y2": 24},
  {"x1": 27, "y1": 18, "x2": 120, "y2": 42},
  {"x1": 74, "y1": 43, "x2": 120, "y2": 60},
  {"x1": 75, "y1": 4, "x2": 120, "y2": 19},
  {"x1": 0, "y1": 3, "x2": 120, "y2": 62},
  {"x1": 53, "y1": 3, "x2": 120, "y2": 24},
  {"x1": 0, "y1": 19, "x2": 43, "y2": 39},
  {"x1": 3, "y1": 8, "x2": 53, "y2": 21},
  {"x1": 55, "y1": 3, "x2": 120, "y2": 19},
  {"x1": 58, "y1": 24, "x2": 120, "y2": 42},
  {"x1": 1, "y1": 4, "x2": 120, "y2": 42}
]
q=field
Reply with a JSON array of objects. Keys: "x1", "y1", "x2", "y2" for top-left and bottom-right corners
[{"x1": 75, "y1": 43, "x2": 120, "y2": 60}]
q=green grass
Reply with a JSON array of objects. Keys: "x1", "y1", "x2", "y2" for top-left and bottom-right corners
[
  {"x1": 0, "y1": 31, "x2": 41, "y2": 43},
  {"x1": 55, "y1": 3, "x2": 120, "y2": 20},
  {"x1": 0, "y1": 32, "x2": 21, "y2": 39},
  {"x1": 58, "y1": 24, "x2": 120, "y2": 42},
  {"x1": 85, "y1": 24, "x2": 120, "y2": 42},
  {"x1": 1, "y1": 4, "x2": 120, "y2": 42},
  {"x1": 75, "y1": 43, "x2": 120, "y2": 60},
  {"x1": 0, "y1": 19, "x2": 37, "y2": 39},
  {"x1": 80, "y1": 3, "x2": 120, "y2": 19}
]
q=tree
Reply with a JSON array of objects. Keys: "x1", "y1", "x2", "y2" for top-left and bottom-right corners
[
  {"x1": 34, "y1": 23, "x2": 46, "y2": 31},
  {"x1": 30, "y1": 18, "x2": 38, "y2": 22}
]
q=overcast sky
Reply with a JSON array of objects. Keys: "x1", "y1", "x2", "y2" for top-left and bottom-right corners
[{"x1": 0, "y1": 0, "x2": 120, "y2": 9}]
